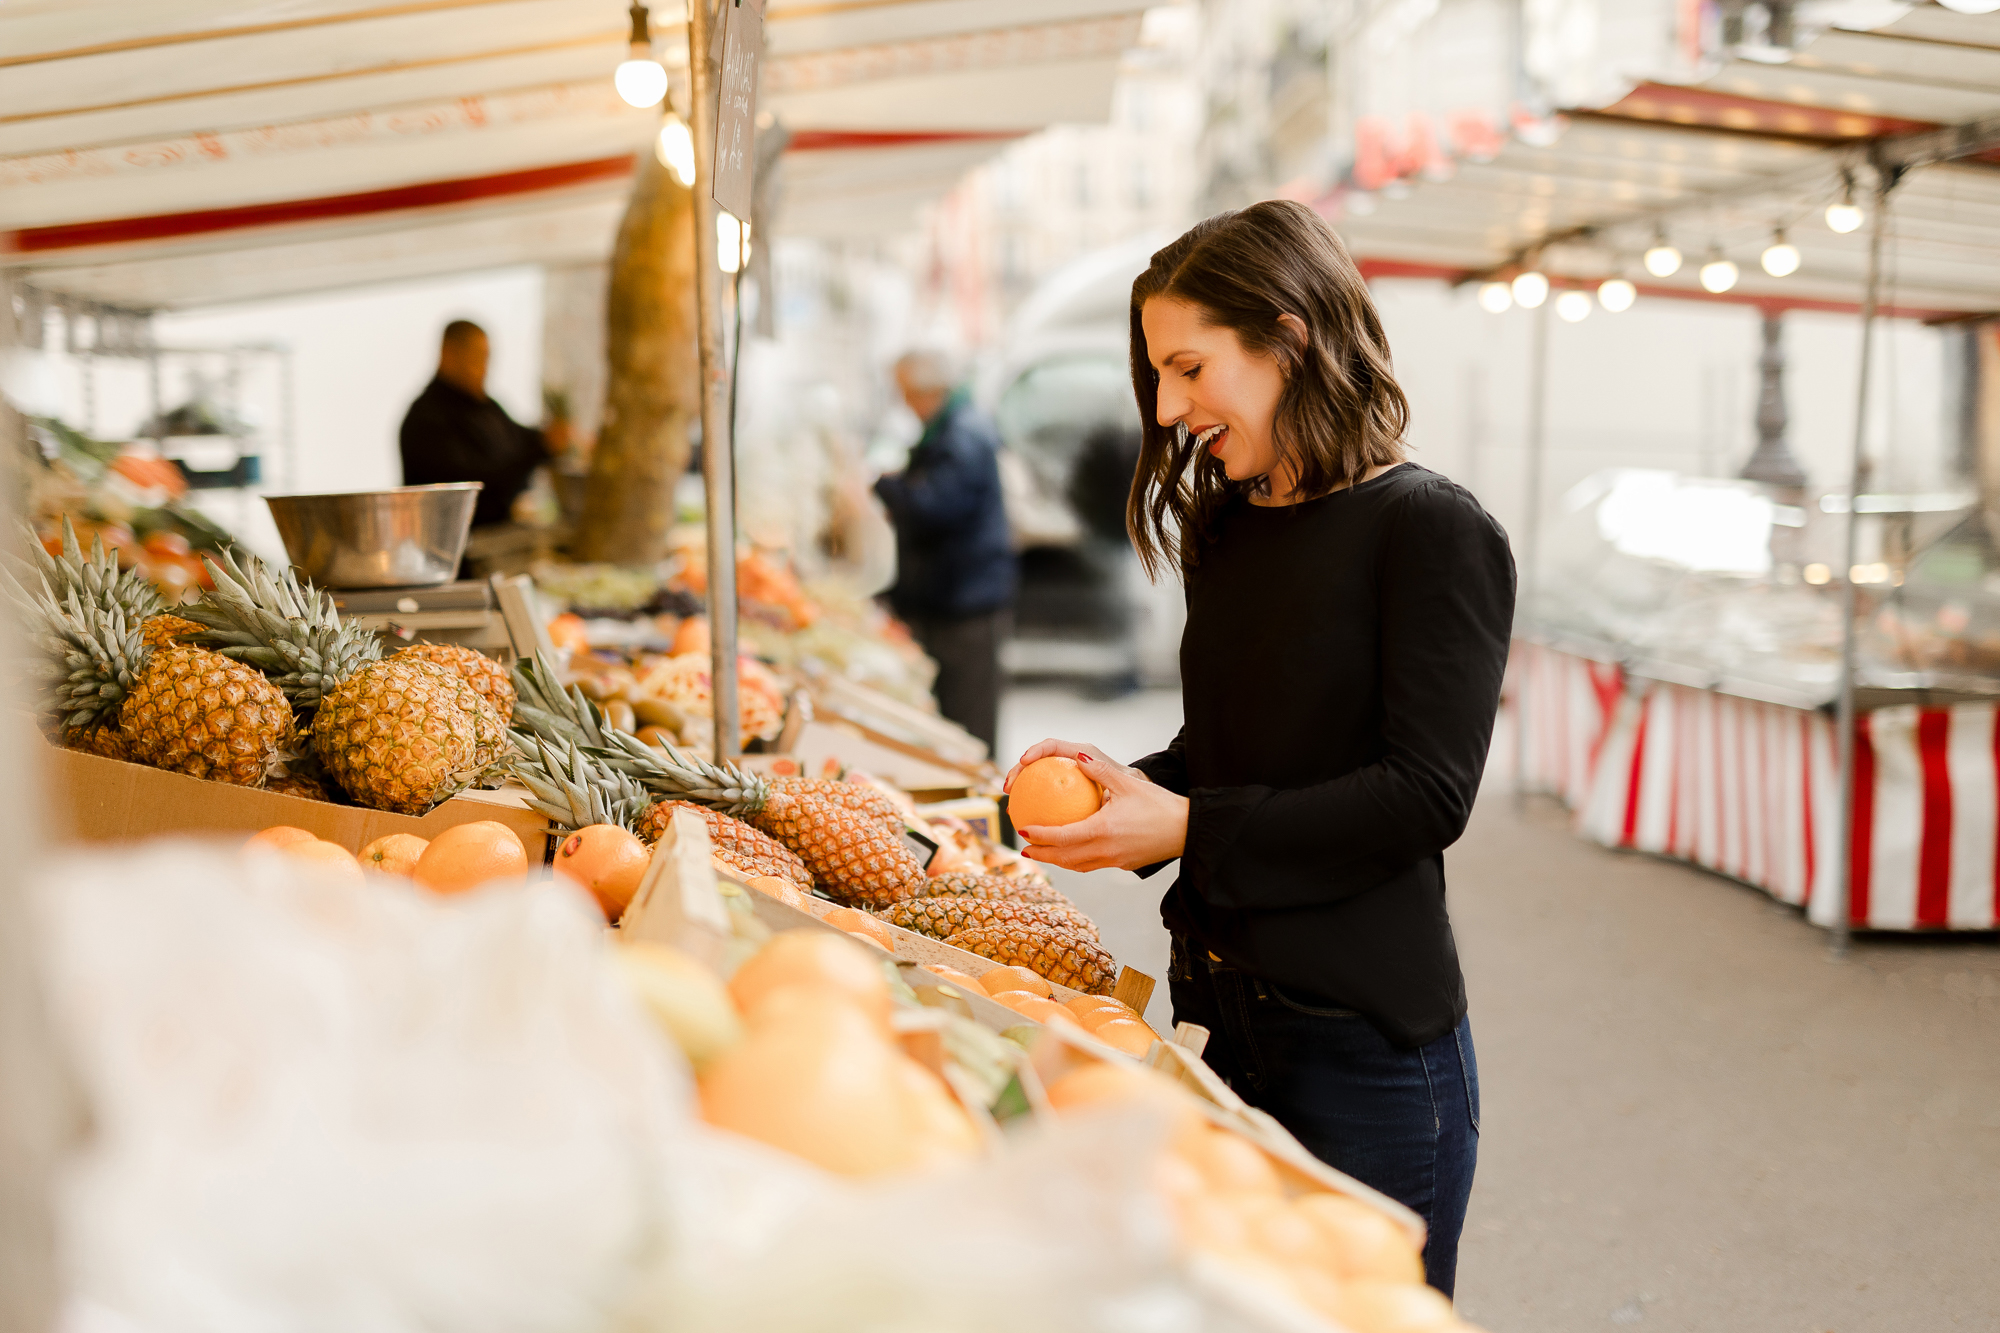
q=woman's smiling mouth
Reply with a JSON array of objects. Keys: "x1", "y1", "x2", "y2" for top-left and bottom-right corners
[{"x1": 1194, "y1": 424, "x2": 1228, "y2": 455}]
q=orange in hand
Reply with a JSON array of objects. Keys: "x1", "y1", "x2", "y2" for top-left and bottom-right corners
[{"x1": 1008, "y1": 756, "x2": 1102, "y2": 834}]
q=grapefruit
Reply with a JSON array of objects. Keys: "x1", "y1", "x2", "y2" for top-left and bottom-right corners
[
  {"x1": 358, "y1": 833, "x2": 428, "y2": 876},
  {"x1": 1008, "y1": 756, "x2": 1102, "y2": 832},
  {"x1": 554, "y1": 824, "x2": 651, "y2": 920},
  {"x1": 412, "y1": 820, "x2": 529, "y2": 895}
]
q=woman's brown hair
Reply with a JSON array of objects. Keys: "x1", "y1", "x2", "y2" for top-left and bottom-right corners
[{"x1": 1126, "y1": 199, "x2": 1409, "y2": 578}]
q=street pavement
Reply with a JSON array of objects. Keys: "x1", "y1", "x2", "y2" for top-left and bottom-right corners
[{"x1": 999, "y1": 686, "x2": 2000, "y2": 1333}]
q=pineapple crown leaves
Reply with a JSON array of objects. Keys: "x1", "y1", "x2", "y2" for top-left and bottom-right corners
[
  {"x1": 9, "y1": 517, "x2": 165, "y2": 623},
  {"x1": 508, "y1": 733, "x2": 651, "y2": 831},
  {"x1": 507, "y1": 650, "x2": 770, "y2": 815},
  {"x1": 16, "y1": 582, "x2": 149, "y2": 730},
  {"x1": 182, "y1": 545, "x2": 381, "y2": 707}
]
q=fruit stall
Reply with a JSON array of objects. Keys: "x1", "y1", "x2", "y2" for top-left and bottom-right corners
[
  {"x1": 1516, "y1": 471, "x2": 2000, "y2": 931},
  {"x1": 8, "y1": 487, "x2": 1489, "y2": 1332}
]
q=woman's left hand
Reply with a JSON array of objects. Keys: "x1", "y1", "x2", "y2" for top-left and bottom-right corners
[{"x1": 1014, "y1": 748, "x2": 1188, "y2": 873}]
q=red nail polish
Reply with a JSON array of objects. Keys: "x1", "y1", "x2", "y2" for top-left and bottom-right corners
[{"x1": 1075, "y1": 752, "x2": 1090, "y2": 763}]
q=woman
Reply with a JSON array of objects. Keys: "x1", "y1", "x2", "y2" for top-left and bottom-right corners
[{"x1": 1006, "y1": 201, "x2": 1514, "y2": 1298}]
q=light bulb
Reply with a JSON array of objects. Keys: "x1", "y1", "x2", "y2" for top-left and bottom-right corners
[
  {"x1": 1939, "y1": 0, "x2": 2000, "y2": 13},
  {"x1": 616, "y1": 56, "x2": 668, "y2": 108},
  {"x1": 1477, "y1": 282, "x2": 1512, "y2": 314},
  {"x1": 718, "y1": 212, "x2": 744, "y2": 274},
  {"x1": 1825, "y1": 200, "x2": 1864, "y2": 234},
  {"x1": 1761, "y1": 235, "x2": 1800, "y2": 277},
  {"x1": 1699, "y1": 255, "x2": 1738, "y2": 293},
  {"x1": 1643, "y1": 242, "x2": 1682, "y2": 277},
  {"x1": 1511, "y1": 270, "x2": 1549, "y2": 309},
  {"x1": 1597, "y1": 277, "x2": 1636, "y2": 313},
  {"x1": 1555, "y1": 290, "x2": 1591, "y2": 322},
  {"x1": 655, "y1": 114, "x2": 696, "y2": 186}
]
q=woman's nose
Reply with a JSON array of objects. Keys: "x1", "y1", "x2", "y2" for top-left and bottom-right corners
[{"x1": 1155, "y1": 379, "x2": 1187, "y2": 427}]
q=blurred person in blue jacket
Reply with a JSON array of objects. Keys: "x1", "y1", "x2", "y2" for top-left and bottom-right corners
[{"x1": 874, "y1": 349, "x2": 1016, "y2": 752}]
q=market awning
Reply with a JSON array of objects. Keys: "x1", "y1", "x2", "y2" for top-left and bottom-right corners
[
  {"x1": 0, "y1": 0, "x2": 1151, "y2": 308},
  {"x1": 1324, "y1": 6, "x2": 2000, "y2": 318}
]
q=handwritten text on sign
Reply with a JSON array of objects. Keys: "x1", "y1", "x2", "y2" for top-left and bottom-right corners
[{"x1": 712, "y1": 0, "x2": 762, "y2": 220}]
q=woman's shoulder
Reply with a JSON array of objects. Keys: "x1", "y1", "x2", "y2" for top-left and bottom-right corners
[{"x1": 1375, "y1": 465, "x2": 1510, "y2": 546}]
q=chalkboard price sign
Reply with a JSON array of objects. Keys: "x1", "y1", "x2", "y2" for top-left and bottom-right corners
[{"x1": 712, "y1": 0, "x2": 762, "y2": 220}]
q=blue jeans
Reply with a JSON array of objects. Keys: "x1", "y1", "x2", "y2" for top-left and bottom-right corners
[{"x1": 1167, "y1": 936, "x2": 1480, "y2": 1297}]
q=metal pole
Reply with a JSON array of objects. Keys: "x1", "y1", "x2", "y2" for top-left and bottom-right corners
[
  {"x1": 688, "y1": 0, "x2": 740, "y2": 762},
  {"x1": 1514, "y1": 297, "x2": 1552, "y2": 802},
  {"x1": 1828, "y1": 171, "x2": 1891, "y2": 955}
]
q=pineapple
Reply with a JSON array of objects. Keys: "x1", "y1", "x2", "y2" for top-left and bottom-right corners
[
  {"x1": 20, "y1": 588, "x2": 290, "y2": 786},
  {"x1": 186, "y1": 549, "x2": 499, "y2": 813},
  {"x1": 509, "y1": 652, "x2": 929, "y2": 905},
  {"x1": 266, "y1": 770, "x2": 331, "y2": 802},
  {"x1": 637, "y1": 799, "x2": 812, "y2": 890},
  {"x1": 141, "y1": 613, "x2": 204, "y2": 649},
  {"x1": 882, "y1": 894, "x2": 1099, "y2": 942},
  {"x1": 905, "y1": 871, "x2": 1072, "y2": 907},
  {"x1": 944, "y1": 922, "x2": 1119, "y2": 996},
  {"x1": 396, "y1": 642, "x2": 516, "y2": 723}
]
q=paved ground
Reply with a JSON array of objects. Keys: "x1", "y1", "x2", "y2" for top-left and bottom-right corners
[{"x1": 999, "y1": 686, "x2": 2000, "y2": 1333}]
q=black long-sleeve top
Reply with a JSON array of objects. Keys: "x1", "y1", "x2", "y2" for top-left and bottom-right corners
[
  {"x1": 398, "y1": 376, "x2": 549, "y2": 528},
  {"x1": 1134, "y1": 464, "x2": 1514, "y2": 1048}
]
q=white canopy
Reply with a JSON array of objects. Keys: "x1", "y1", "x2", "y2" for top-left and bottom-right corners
[{"x1": 0, "y1": 0, "x2": 1152, "y2": 309}]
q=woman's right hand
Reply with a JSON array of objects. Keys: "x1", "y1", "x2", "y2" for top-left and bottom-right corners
[{"x1": 1004, "y1": 741, "x2": 1188, "y2": 873}]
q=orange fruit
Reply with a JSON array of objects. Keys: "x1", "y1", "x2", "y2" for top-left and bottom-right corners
[
  {"x1": 1045, "y1": 1061, "x2": 1207, "y2": 1152},
  {"x1": 673, "y1": 616, "x2": 710, "y2": 657},
  {"x1": 1180, "y1": 1126, "x2": 1282, "y2": 1196},
  {"x1": 1320, "y1": 1281, "x2": 1456, "y2": 1333},
  {"x1": 1066, "y1": 995, "x2": 1133, "y2": 1024},
  {"x1": 728, "y1": 930, "x2": 891, "y2": 1029},
  {"x1": 547, "y1": 612, "x2": 588, "y2": 653},
  {"x1": 358, "y1": 833, "x2": 428, "y2": 876},
  {"x1": 275, "y1": 838, "x2": 363, "y2": 885},
  {"x1": 823, "y1": 907, "x2": 895, "y2": 952},
  {"x1": 247, "y1": 825, "x2": 317, "y2": 851},
  {"x1": 413, "y1": 820, "x2": 529, "y2": 895},
  {"x1": 1079, "y1": 1004, "x2": 1143, "y2": 1034},
  {"x1": 995, "y1": 992, "x2": 1081, "y2": 1028},
  {"x1": 980, "y1": 965, "x2": 1051, "y2": 999},
  {"x1": 920, "y1": 964, "x2": 985, "y2": 992},
  {"x1": 1007, "y1": 756, "x2": 1102, "y2": 833},
  {"x1": 1092, "y1": 1017, "x2": 1157, "y2": 1057},
  {"x1": 1291, "y1": 1193, "x2": 1425, "y2": 1284},
  {"x1": 554, "y1": 824, "x2": 651, "y2": 920},
  {"x1": 744, "y1": 875, "x2": 807, "y2": 908}
]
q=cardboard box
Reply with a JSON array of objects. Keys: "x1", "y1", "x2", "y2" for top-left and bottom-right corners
[{"x1": 47, "y1": 745, "x2": 553, "y2": 856}]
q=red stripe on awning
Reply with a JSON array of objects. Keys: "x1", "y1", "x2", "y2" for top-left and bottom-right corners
[
  {"x1": 1593, "y1": 82, "x2": 1939, "y2": 144},
  {"x1": 785, "y1": 129, "x2": 1028, "y2": 152},
  {"x1": 5, "y1": 155, "x2": 640, "y2": 254}
]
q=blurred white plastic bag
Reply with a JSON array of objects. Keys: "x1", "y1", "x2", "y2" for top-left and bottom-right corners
[{"x1": 41, "y1": 841, "x2": 689, "y2": 1333}]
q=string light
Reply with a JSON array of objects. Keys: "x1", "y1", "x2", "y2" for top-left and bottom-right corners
[
  {"x1": 655, "y1": 113, "x2": 696, "y2": 186},
  {"x1": 717, "y1": 212, "x2": 751, "y2": 274},
  {"x1": 1761, "y1": 229, "x2": 1801, "y2": 277},
  {"x1": 1597, "y1": 277, "x2": 1636, "y2": 312},
  {"x1": 1826, "y1": 171, "x2": 1865, "y2": 233},
  {"x1": 1556, "y1": 290, "x2": 1592, "y2": 322},
  {"x1": 615, "y1": 3, "x2": 668, "y2": 108},
  {"x1": 1477, "y1": 282, "x2": 1512, "y2": 313},
  {"x1": 1643, "y1": 230, "x2": 1682, "y2": 277},
  {"x1": 1511, "y1": 269, "x2": 1549, "y2": 309},
  {"x1": 1699, "y1": 248, "x2": 1739, "y2": 293}
]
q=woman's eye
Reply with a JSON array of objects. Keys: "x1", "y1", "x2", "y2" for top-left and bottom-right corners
[{"x1": 1182, "y1": 365, "x2": 1201, "y2": 381}]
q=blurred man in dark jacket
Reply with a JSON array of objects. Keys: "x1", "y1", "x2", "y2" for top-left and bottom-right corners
[
  {"x1": 399, "y1": 320, "x2": 567, "y2": 529},
  {"x1": 874, "y1": 350, "x2": 1015, "y2": 752}
]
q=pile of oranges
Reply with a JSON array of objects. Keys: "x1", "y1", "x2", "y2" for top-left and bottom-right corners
[{"x1": 244, "y1": 820, "x2": 531, "y2": 894}]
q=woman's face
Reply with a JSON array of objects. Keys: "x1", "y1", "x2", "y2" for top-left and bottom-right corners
[{"x1": 1142, "y1": 296, "x2": 1287, "y2": 487}]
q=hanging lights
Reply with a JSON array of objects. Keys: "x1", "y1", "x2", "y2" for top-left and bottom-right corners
[{"x1": 615, "y1": 3, "x2": 668, "y2": 108}]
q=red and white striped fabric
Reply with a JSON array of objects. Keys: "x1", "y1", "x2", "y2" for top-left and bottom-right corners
[
  {"x1": 1512, "y1": 640, "x2": 1625, "y2": 810},
  {"x1": 1512, "y1": 640, "x2": 2000, "y2": 930}
]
